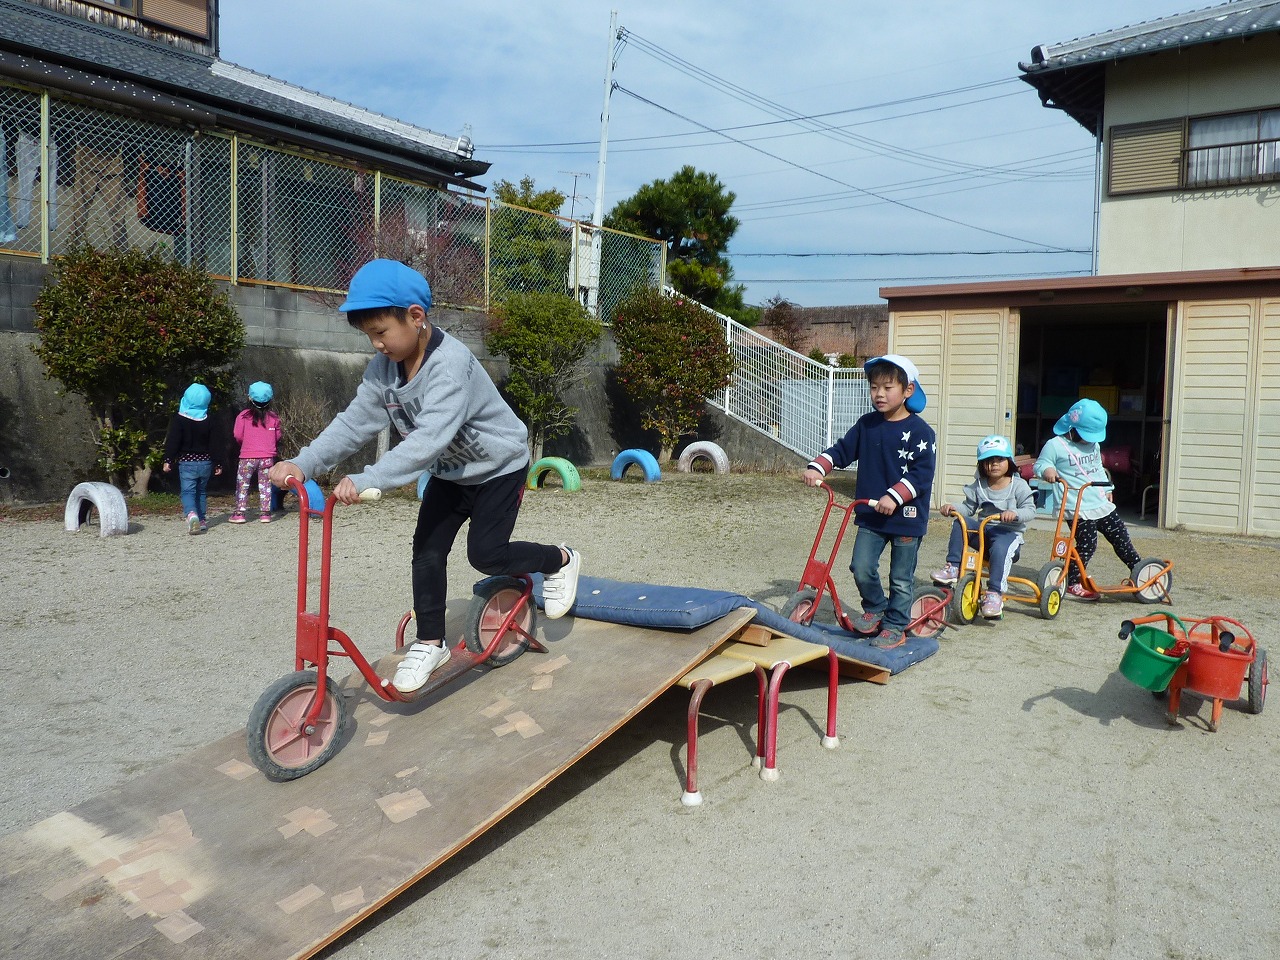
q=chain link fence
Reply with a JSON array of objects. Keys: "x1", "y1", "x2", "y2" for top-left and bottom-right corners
[{"x1": 1, "y1": 82, "x2": 665, "y2": 321}]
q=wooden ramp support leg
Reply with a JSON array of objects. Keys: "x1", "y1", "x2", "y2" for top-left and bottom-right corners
[
  {"x1": 721, "y1": 636, "x2": 840, "y2": 782},
  {"x1": 676, "y1": 656, "x2": 764, "y2": 806}
]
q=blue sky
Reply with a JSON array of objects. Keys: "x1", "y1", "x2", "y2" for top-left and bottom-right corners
[{"x1": 218, "y1": 1, "x2": 1187, "y2": 308}]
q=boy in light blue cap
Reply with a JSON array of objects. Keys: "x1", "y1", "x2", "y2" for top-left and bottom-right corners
[
  {"x1": 1033, "y1": 398, "x2": 1140, "y2": 600},
  {"x1": 269, "y1": 259, "x2": 582, "y2": 693},
  {"x1": 162, "y1": 382, "x2": 224, "y2": 535}
]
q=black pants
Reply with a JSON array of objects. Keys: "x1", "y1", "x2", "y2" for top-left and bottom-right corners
[
  {"x1": 411, "y1": 467, "x2": 563, "y2": 640},
  {"x1": 1070, "y1": 510, "x2": 1139, "y2": 585}
]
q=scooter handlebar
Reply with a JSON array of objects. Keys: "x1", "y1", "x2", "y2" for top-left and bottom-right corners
[{"x1": 359, "y1": 488, "x2": 382, "y2": 502}]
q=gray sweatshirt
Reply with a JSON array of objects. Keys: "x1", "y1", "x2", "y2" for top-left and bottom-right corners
[
  {"x1": 951, "y1": 472, "x2": 1038, "y2": 535},
  {"x1": 292, "y1": 328, "x2": 529, "y2": 493}
]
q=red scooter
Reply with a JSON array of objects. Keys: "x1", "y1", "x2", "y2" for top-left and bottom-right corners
[{"x1": 246, "y1": 478, "x2": 545, "y2": 780}]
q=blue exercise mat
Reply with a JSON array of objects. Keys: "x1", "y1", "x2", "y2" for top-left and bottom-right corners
[{"x1": 528, "y1": 574, "x2": 939, "y2": 676}]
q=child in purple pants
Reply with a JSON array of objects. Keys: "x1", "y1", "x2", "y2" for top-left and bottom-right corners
[{"x1": 230, "y1": 381, "x2": 281, "y2": 524}]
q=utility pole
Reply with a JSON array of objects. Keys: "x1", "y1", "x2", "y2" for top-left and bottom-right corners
[
  {"x1": 586, "y1": 10, "x2": 620, "y2": 318},
  {"x1": 559, "y1": 170, "x2": 591, "y2": 222}
]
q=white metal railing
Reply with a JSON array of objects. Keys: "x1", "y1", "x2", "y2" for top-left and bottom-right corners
[{"x1": 673, "y1": 289, "x2": 872, "y2": 457}]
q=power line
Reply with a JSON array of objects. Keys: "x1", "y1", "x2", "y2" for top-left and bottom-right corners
[
  {"x1": 728, "y1": 249, "x2": 1091, "y2": 257},
  {"x1": 613, "y1": 84, "x2": 1075, "y2": 251}
]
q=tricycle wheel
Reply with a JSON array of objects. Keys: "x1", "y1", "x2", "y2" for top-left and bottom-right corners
[
  {"x1": 951, "y1": 574, "x2": 979, "y2": 625},
  {"x1": 464, "y1": 577, "x2": 535, "y2": 667},
  {"x1": 907, "y1": 586, "x2": 948, "y2": 639},
  {"x1": 1037, "y1": 561, "x2": 1064, "y2": 595},
  {"x1": 247, "y1": 670, "x2": 347, "y2": 780},
  {"x1": 1248, "y1": 648, "x2": 1267, "y2": 715},
  {"x1": 780, "y1": 588, "x2": 819, "y2": 626},
  {"x1": 1132, "y1": 557, "x2": 1173, "y2": 604},
  {"x1": 1039, "y1": 585, "x2": 1063, "y2": 620}
]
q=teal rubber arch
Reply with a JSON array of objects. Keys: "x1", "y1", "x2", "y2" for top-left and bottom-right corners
[
  {"x1": 526, "y1": 456, "x2": 582, "y2": 492},
  {"x1": 610, "y1": 448, "x2": 661, "y2": 482}
]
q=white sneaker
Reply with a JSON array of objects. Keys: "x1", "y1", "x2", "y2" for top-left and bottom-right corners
[
  {"x1": 392, "y1": 642, "x2": 450, "y2": 693},
  {"x1": 543, "y1": 545, "x2": 581, "y2": 619}
]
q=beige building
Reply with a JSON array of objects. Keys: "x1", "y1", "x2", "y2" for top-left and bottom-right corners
[{"x1": 882, "y1": 0, "x2": 1280, "y2": 537}]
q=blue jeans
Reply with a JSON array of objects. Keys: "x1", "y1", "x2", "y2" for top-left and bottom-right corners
[
  {"x1": 946, "y1": 524, "x2": 1024, "y2": 593},
  {"x1": 850, "y1": 526, "x2": 921, "y2": 634},
  {"x1": 178, "y1": 460, "x2": 213, "y2": 521}
]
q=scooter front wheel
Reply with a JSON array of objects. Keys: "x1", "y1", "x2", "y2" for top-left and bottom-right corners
[
  {"x1": 247, "y1": 670, "x2": 347, "y2": 780},
  {"x1": 1131, "y1": 557, "x2": 1173, "y2": 604},
  {"x1": 464, "y1": 577, "x2": 535, "y2": 666},
  {"x1": 780, "y1": 587, "x2": 819, "y2": 626},
  {"x1": 907, "y1": 586, "x2": 949, "y2": 639}
]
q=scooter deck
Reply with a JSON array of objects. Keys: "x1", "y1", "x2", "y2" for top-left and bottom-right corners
[{"x1": 0, "y1": 607, "x2": 756, "y2": 960}]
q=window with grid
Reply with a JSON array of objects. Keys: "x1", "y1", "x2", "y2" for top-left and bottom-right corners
[{"x1": 1185, "y1": 108, "x2": 1280, "y2": 187}]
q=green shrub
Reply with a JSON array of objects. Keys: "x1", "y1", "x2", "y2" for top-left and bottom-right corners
[
  {"x1": 32, "y1": 243, "x2": 244, "y2": 490},
  {"x1": 612, "y1": 288, "x2": 734, "y2": 461}
]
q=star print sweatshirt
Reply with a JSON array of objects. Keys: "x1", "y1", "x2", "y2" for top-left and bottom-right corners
[{"x1": 807, "y1": 411, "x2": 936, "y2": 537}]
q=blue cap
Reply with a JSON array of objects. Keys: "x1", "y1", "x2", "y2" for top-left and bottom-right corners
[
  {"x1": 179, "y1": 383, "x2": 211, "y2": 421},
  {"x1": 864, "y1": 353, "x2": 926, "y2": 413},
  {"x1": 1054, "y1": 398, "x2": 1107, "y2": 443},
  {"x1": 976, "y1": 435, "x2": 1014, "y2": 461},
  {"x1": 247, "y1": 381, "x2": 273, "y2": 404},
  {"x1": 339, "y1": 259, "x2": 432, "y2": 313}
]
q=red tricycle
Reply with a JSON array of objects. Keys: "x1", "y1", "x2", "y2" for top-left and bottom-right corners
[
  {"x1": 1119, "y1": 613, "x2": 1268, "y2": 732},
  {"x1": 780, "y1": 483, "x2": 950, "y2": 639},
  {"x1": 246, "y1": 478, "x2": 545, "y2": 780}
]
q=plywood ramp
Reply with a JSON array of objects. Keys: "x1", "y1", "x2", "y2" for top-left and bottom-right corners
[{"x1": 0, "y1": 608, "x2": 756, "y2": 960}]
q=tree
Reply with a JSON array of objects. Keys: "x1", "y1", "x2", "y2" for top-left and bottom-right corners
[
  {"x1": 32, "y1": 243, "x2": 245, "y2": 491},
  {"x1": 612, "y1": 287, "x2": 735, "y2": 462},
  {"x1": 762, "y1": 295, "x2": 804, "y2": 351},
  {"x1": 484, "y1": 292, "x2": 602, "y2": 461},
  {"x1": 493, "y1": 176, "x2": 566, "y2": 215},
  {"x1": 604, "y1": 166, "x2": 748, "y2": 318},
  {"x1": 490, "y1": 176, "x2": 572, "y2": 300}
]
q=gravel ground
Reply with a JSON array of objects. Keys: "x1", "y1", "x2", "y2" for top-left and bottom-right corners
[{"x1": 1, "y1": 471, "x2": 1277, "y2": 960}]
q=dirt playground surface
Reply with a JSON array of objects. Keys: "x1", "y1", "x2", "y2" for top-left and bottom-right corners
[{"x1": 2, "y1": 471, "x2": 1277, "y2": 959}]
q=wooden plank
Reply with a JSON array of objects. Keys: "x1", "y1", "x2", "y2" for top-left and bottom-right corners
[
  {"x1": 720, "y1": 622, "x2": 892, "y2": 686},
  {"x1": 0, "y1": 607, "x2": 756, "y2": 960}
]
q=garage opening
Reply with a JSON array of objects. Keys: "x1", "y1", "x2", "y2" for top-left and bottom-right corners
[{"x1": 1015, "y1": 303, "x2": 1167, "y2": 511}]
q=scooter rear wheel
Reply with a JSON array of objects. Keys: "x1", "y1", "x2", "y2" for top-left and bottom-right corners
[
  {"x1": 780, "y1": 587, "x2": 819, "y2": 626},
  {"x1": 247, "y1": 670, "x2": 347, "y2": 780},
  {"x1": 464, "y1": 577, "x2": 535, "y2": 666}
]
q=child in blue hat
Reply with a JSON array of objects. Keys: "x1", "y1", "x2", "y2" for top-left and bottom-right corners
[
  {"x1": 1033, "y1": 398, "x2": 1140, "y2": 600},
  {"x1": 932, "y1": 435, "x2": 1037, "y2": 619},
  {"x1": 230, "y1": 381, "x2": 282, "y2": 524},
  {"x1": 161, "y1": 382, "x2": 224, "y2": 535},
  {"x1": 269, "y1": 260, "x2": 582, "y2": 693},
  {"x1": 802, "y1": 353, "x2": 936, "y2": 648}
]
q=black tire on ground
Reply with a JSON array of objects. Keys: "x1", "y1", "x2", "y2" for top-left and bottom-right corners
[
  {"x1": 463, "y1": 577, "x2": 535, "y2": 666},
  {"x1": 1248, "y1": 649, "x2": 1267, "y2": 715},
  {"x1": 908, "y1": 586, "x2": 949, "y2": 639},
  {"x1": 951, "y1": 574, "x2": 979, "y2": 625},
  {"x1": 246, "y1": 670, "x2": 347, "y2": 781},
  {"x1": 1037, "y1": 561, "x2": 1064, "y2": 595},
  {"x1": 1132, "y1": 557, "x2": 1173, "y2": 604},
  {"x1": 780, "y1": 588, "x2": 818, "y2": 626},
  {"x1": 1039, "y1": 585, "x2": 1063, "y2": 620}
]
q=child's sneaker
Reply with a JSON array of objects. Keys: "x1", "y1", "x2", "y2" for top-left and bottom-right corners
[
  {"x1": 199, "y1": 520, "x2": 208, "y2": 534},
  {"x1": 259, "y1": 513, "x2": 273, "y2": 523},
  {"x1": 187, "y1": 512, "x2": 200, "y2": 535},
  {"x1": 228, "y1": 513, "x2": 248, "y2": 524},
  {"x1": 543, "y1": 546, "x2": 581, "y2": 619},
  {"x1": 980, "y1": 590, "x2": 1004, "y2": 619},
  {"x1": 1066, "y1": 583, "x2": 1100, "y2": 601},
  {"x1": 870, "y1": 628, "x2": 905, "y2": 649},
  {"x1": 392, "y1": 642, "x2": 451, "y2": 693},
  {"x1": 851, "y1": 611, "x2": 883, "y2": 635},
  {"x1": 931, "y1": 562, "x2": 959, "y2": 585}
]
